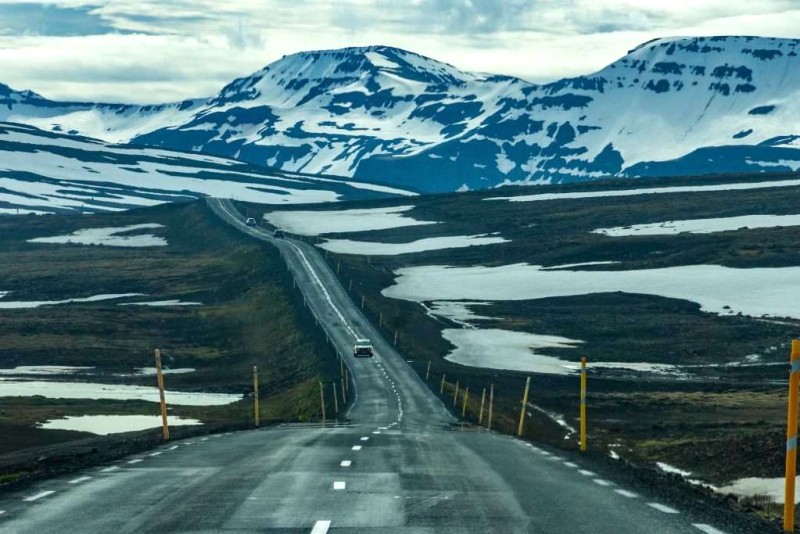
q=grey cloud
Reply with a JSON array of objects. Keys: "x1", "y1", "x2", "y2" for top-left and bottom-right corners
[
  {"x1": 0, "y1": 3, "x2": 121, "y2": 37},
  {"x1": 382, "y1": 0, "x2": 538, "y2": 33}
]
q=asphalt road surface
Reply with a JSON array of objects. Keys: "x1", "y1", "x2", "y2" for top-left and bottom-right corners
[{"x1": 0, "y1": 199, "x2": 763, "y2": 533}]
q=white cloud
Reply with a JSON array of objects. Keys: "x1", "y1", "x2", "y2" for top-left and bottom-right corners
[{"x1": 0, "y1": 0, "x2": 798, "y2": 103}]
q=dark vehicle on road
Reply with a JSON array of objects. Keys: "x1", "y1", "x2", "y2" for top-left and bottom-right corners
[
  {"x1": 353, "y1": 338, "x2": 373, "y2": 357},
  {"x1": 273, "y1": 229, "x2": 285, "y2": 238}
]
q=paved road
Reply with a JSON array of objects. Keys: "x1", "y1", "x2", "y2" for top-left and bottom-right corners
[{"x1": 0, "y1": 199, "x2": 755, "y2": 533}]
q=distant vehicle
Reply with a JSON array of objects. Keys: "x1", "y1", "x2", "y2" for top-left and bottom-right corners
[
  {"x1": 353, "y1": 338, "x2": 374, "y2": 358},
  {"x1": 245, "y1": 217, "x2": 257, "y2": 227},
  {"x1": 273, "y1": 229, "x2": 285, "y2": 238}
]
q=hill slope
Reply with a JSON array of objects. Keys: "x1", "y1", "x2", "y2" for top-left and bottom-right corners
[{"x1": 0, "y1": 122, "x2": 413, "y2": 214}]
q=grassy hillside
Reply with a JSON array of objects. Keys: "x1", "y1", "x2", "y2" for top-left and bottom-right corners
[
  {"x1": 0, "y1": 201, "x2": 339, "y2": 457},
  {"x1": 253, "y1": 171, "x2": 800, "y2": 504}
]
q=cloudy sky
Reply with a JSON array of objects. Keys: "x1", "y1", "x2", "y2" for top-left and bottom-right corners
[{"x1": 1, "y1": 0, "x2": 799, "y2": 103}]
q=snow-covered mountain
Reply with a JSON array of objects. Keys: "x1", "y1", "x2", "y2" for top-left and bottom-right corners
[
  {"x1": 4, "y1": 36, "x2": 800, "y2": 193},
  {"x1": 0, "y1": 122, "x2": 414, "y2": 214}
]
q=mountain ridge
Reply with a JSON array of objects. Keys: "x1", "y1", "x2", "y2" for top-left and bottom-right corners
[{"x1": 3, "y1": 36, "x2": 800, "y2": 193}]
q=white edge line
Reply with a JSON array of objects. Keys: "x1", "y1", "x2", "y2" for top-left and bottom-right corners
[
  {"x1": 311, "y1": 519, "x2": 331, "y2": 534},
  {"x1": 647, "y1": 503, "x2": 680, "y2": 514},
  {"x1": 692, "y1": 524, "x2": 727, "y2": 534},
  {"x1": 23, "y1": 490, "x2": 55, "y2": 502}
]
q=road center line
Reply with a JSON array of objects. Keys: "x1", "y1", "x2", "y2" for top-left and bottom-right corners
[
  {"x1": 340, "y1": 460, "x2": 352, "y2": 467},
  {"x1": 593, "y1": 479, "x2": 611, "y2": 486},
  {"x1": 360, "y1": 437, "x2": 369, "y2": 441},
  {"x1": 149, "y1": 452, "x2": 163, "y2": 457},
  {"x1": 352, "y1": 445, "x2": 362, "y2": 451},
  {"x1": 310, "y1": 520, "x2": 331, "y2": 534},
  {"x1": 333, "y1": 481, "x2": 346, "y2": 490},
  {"x1": 693, "y1": 524, "x2": 727, "y2": 534},
  {"x1": 647, "y1": 503, "x2": 680, "y2": 514},
  {"x1": 614, "y1": 489, "x2": 638, "y2": 498},
  {"x1": 578, "y1": 470, "x2": 595, "y2": 476},
  {"x1": 127, "y1": 459, "x2": 143, "y2": 464},
  {"x1": 100, "y1": 466, "x2": 119, "y2": 473},
  {"x1": 169, "y1": 445, "x2": 179, "y2": 450},
  {"x1": 68, "y1": 476, "x2": 92, "y2": 485},
  {"x1": 24, "y1": 490, "x2": 55, "y2": 502},
  {"x1": 563, "y1": 462, "x2": 578, "y2": 468}
]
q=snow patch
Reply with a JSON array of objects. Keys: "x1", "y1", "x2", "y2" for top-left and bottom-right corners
[
  {"x1": 39, "y1": 415, "x2": 202, "y2": 435},
  {"x1": 594, "y1": 214, "x2": 800, "y2": 236},
  {"x1": 0, "y1": 293, "x2": 144, "y2": 309},
  {"x1": 264, "y1": 205, "x2": 436, "y2": 236},
  {"x1": 318, "y1": 234, "x2": 508, "y2": 255},
  {"x1": 28, "y1": 224, "x2": 167, "y2": 247}
]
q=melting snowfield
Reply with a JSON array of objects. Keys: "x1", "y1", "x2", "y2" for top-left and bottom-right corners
[
  {"x1": 0, "y1": 293, "x2": 144, "y2": 309},
  {"x1": 119, "y1": 300, "x2": 203, "y2": 307},
  {"x1": 718, "y1": 477, "x2": 797, "y2": 504},
  {"x1": 442, "y1": 328, "x2": 681, "y2": 375},
  {"x1": 0, "y1": 366, "x2": 94, "y2": 375},
  {"x1": 318, "y1": 234, "x2": 508, "y2": 255},
  {"x1": 593, "y1": 214, "x2": 800, "y2": 237},
  {"x1": 0, "y1": 379, "x2": 241, "y2": 406},
  {"x1": 383, "y1": 263, "x2": 800, "y2": 320},
  {"x1": 28, "y1": 223, "x2": 167, "y2": 247},
  {"x1": 263, "y1": 205, "x2": 437, "y2": 235},
  {"x1": 39, "y1": 415, "x2": 202, "y2": 435},
  {"x1": 488, "y1": 178, "x2": 800, "y2": 203}
]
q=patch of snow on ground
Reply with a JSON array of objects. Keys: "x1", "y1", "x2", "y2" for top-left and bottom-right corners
[
  {"x1": 656, "y1": 462, "x2": 692, "y2": 477},
  {"x1": 0, "y1": 293, "x2": 144, "y2": 309},
  {"x1": 593, "y1": 214, "x2": 800, "y2": 236},
  {"x1": 610, "y1": 450, "x2": 620, "y2": 460},
  {"x1": 134, "y1": 367, "x2": 196, "y2": 375},
  {"x1": 488, "y1": 178, "x2": 800, "y2": 203},
  {"x1": 441, "y1": 328, "x2": 584, "y2": 374},
  {"x1": 39, "y1": 415, "x2": 202, "y2": 435},
  {"x1": 119, "y1": 300, "x2": 203, "y2": 307},
  {"x1": 441, "y1": 327, "x2": 680, "y2": 375},
  {"x1": 382, "y1": 263, "x2": 800, "y2": 320},
  {"x1": 0, "y1": 366, "x2": 94, "y2": 375},
  {"x1": 318, "y1": 234, "x2": 508, "y2": 255},
  {"x1": 718, "y1": 477, "x2": 796, "y2": 504},
  {"x1": 0, "y1": 378, "x2": 241, "y2": 405},
  {"x1": 542, "y1": 261, "x2": 620, "y2": 270},
  {"x1": 28, "y1": 223, "x2": 167, "y2": 247},
  {"x1": 427, "y1": 301, "x2": 495, "y2": 326},
  {"x1": 264, "y1": 205, "x2": 437, "y2": 236}
]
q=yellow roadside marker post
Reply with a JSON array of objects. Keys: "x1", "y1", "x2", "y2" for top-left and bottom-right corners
[
  {"x1": 462, "y1": 387, "x2": 469, "y2": 418},
  {"x1": 253, "y1": 366, "x2": 260, "y2": 428},
  {"x1": 785, "y1": 340, "x2": 800, "y2": 532},
  {"x1": 488, "y1": 384, "x2": 494, "y2": 430},
  {"x1": 154, "y1": 349, "x2": 169, "y2": 442},
  {"x1": 580, "y1": 357, "x2": 587, "y2": 452},
  {"x1": 517, "y1": 377, "x2": 531, "y2": 437},
  {"x1": 425, "y1": 361, "x2": 431, "y2": 381},
  {"x1": 478, "y1": 388, "x2": 486, "y2": 425},
  {"x1": 453, "y1": 381, "x2": 460, "y2": 407},
  {"x1": 440, "y1": 374, "x2": 446, "y2": 395}
]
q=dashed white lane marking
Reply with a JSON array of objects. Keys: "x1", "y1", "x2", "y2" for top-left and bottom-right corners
[
  {"x1": 68, "y1": 476, "x2": 92, "y2": 485},
  {"x1": 169, "y1": 445, "x2": 179, "y2": 450},
  {"x1": 360, "y1": 437, "x2": 369, "y2": 441},
  {"x1": 24, "y1": 491, "x2": 55, "y2": 502},
  {"x1": 647, "y1": 503, "x2": 680, "y2": 514},
  {"x1": 127, "y1": 459, "x2": 143, "y2": 464},
  {"x1": 373, "y1": 430, "x2": 381, "y2": 435},
  {"x1": 333, "y1": 481, "x2": 346, "y2": 490},
  {"x1": 0, "y1": 510, "x2": 5, "y2": 515},
  {"x1": 149, "y1": 452, "x2": 163, "y2": 457},
  {"x1": 563, "y1": 462, "x2": 578, "y2": 468},
  {"x1": 200, "y1": 437, "x2": 209, "y2": 442},
  {"x1": 593, "y1": 479, "x2": 611, "y2": 486},
  {"x1": 311, "y1": 520, "x2": 331, "y2": 534},
  {"x1": 614, "y1": 489, "x2": 638, "y2": 498},
  {"x1": 578, "y1": 470, "x2": 595, "y2": 476},
  {"x1": 185, "y1": 441, "x2": 195, "y2": 445},
  {"x1": 100, "y1": 466, "x2": 119, "y2": 473},
  {"x1": 693, "y1": 524, "x2": 727, "y2": 534},
  {"x1": 352, "y1": 445, "x2": 362, "y2": 451},
  {"x1": 340, "y1": 460, "x2": 352, "y2": 467}
]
